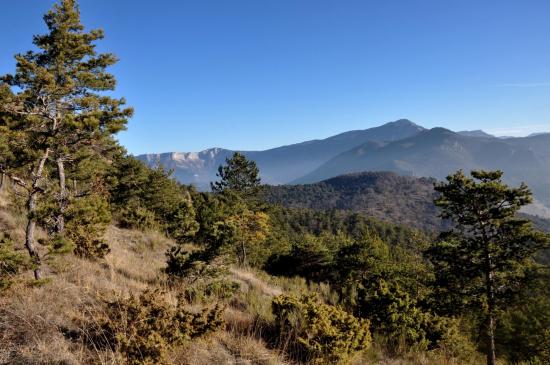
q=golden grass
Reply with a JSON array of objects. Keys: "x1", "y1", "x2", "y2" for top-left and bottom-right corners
[
  {"x1": 0, "y1": 225, "x2": 172, "y2": 364},
  {"x1": 0, "y1": 198, "x2": 286, "y2": 364}
]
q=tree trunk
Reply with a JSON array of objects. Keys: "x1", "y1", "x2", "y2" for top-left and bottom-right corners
[
  {"x1": 486, "y1": 309, "x2": 497, "y2": 365},
  {"x1": 240, "y1": 240, "x2": 247, "y2": 267},
  {"x1": 485, "y1": 253, "x2": 497, "y2": 365},
  {"x1": 55, "y1": 157, "x2": 67, "y2": 233},
  {"x1": 26, "y1": 149, "x2": 50, "y2": 280},
  {"x1": 0, "y1": 172, "x2": 4, "y2": 191}
]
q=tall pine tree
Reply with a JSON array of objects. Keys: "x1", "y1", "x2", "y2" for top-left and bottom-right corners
[
  {"x1": 0, "y1": 0, "x2": 132, "y2": 277},
  {"x1": 426, "y1": 170, "x2": 549, "y2": 365},
  {"x1": 211, "y1": 152, "x2": 261, "y2": 201}
]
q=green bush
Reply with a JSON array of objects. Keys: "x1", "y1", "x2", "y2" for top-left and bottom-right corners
[
  {"x1": 272, "y1": 294, "x2": 371, "y2": 364},
  {"x1": 184, "y1": 278, "x2": 240, "y2": 303},
  {"x1": 95, "y1": 289, "x2": 224, "y2": 365},
  {"x1": 497, "y1": 275, "x2": 550, "y2": 365},
  {"x1": 350, "y1": 278, "x2": 475, "y2": 357},
  {"x1": 65, "y1": 195, "x2": 112, "y2": 258},
  {"x1": 355, "y1": 279, "x2": 430, "y2": 351},
  {"x1": 165, "y1": 245, "x2": 218, "y2": 279},
  {"x1": 166, "y1": 251, "x2": 240, "y2": 303},
  {"x1": 117, "y1": 198, "x2": 158, "y2": 230},
  {"x1": 0, "y1": 233, "x2": 28, "y2": 291},
  {"x1": 45, "y1": 234, "x2": 76, "y2": 255},
  {"x1": 266, "y1": 235, "x2": 335, "y2": 280}
]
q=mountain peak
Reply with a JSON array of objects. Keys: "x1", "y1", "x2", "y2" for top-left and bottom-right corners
[{"x1": 385, "y1": 119, "x2": 424, "y2": 129}]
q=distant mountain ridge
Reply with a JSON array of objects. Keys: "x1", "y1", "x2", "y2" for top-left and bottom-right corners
[
  {"x1": 457, "y1": 130, "x2": 495, "y2": 138},
  {"x1": 138, "y1": 119, "x2": 425, "y2": 189},
  {"x1": 137, "y1": 119, "x2": 550, "y2": 209}
]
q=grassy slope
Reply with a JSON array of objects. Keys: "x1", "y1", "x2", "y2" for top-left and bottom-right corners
[
  {"x1": 0, "y1": 188, "x2": 286, "y2": 365},
  {"x1": 0, "y1": 190, "x2": 483, "y2": 365}
]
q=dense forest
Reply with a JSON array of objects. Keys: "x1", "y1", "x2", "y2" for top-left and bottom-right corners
[{"x1": 1, "y1": 1, "x2": 549, "y2": 365}]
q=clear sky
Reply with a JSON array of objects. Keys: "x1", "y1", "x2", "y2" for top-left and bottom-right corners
[{"x1": 1, "y1": 0, "x2": 550, "y2": 154}]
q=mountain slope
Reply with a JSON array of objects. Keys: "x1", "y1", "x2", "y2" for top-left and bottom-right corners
[
  {"x1": 264, "y1": 171, "x2": 443, "y2": 231},
  {"x1": 293, "y1": 128, "x2": 550, "y2": 207},
  {"x1": 264, "y1": 171, "x2": 550, "y2": 231},
  {"x1": 138, "y1": 119, "x2": 425, "y2": 189}
]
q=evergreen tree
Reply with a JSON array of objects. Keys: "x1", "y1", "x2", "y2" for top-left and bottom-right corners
[
  {"x1": 426, "y1": 170, "x2": 549, "y2": 365},
  {"x1": 211, "y1": 152, "x2": 261, "y2": 201},
  {"x1": 0, "y1": 0, "x2": 132, "y2": 272}
]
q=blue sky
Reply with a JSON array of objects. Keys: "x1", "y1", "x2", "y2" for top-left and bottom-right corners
[{"x1": 1, "y1": 0, "x2": 550, "y2": 154}]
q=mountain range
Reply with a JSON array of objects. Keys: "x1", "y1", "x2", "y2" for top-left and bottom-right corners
[
  {"x1": 137, "y1": 119, "x2": 550, "y2": 210},
  {"x1": 137, "y1": 119, "x2": 424, "y2": 188}
]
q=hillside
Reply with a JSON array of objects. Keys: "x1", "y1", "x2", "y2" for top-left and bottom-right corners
[
  {"x1": 264, "y1": 171, "x2": 550, "y2": 231},
  {"x1": 0, "y1": 192, "x2": 284, "y2": 364},
  {"x1": 263, "y1": 171, "x2": 443, "y2": 231},
  {"x1": 0, "y1": 186, "x2": 481, "y2": 365}
]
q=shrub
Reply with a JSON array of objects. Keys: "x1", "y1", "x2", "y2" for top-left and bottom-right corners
[
  {"x1": 93, "y1": 289, "x2": 224, "y2": 365},
  {"x1": 426, "y1": 314, "x2": 477, "y2": 360},
  {"x1": 272, "y1": 294, "x2": 371, "y2": 364},
  {"x1": 496, "y1": 278, "x2": 550, "y2": 365},
  {"x1": 117, "y1": 198, "x2": 158, "y2": 230},
  {"x1": 266, "y1": 235, "x2": 334, "y2": 281},
  {"x1": 184, "y1": 278, "x2": 240, "y2": 303},
  {"x1": 165, "y1": 245, "x2": 217, "y2": 278},
  {"x1": 166, "y1": 253, "x2": 240, "y2": 303},
  {"x1": 45, "y1": 234, "x2": 75, "y2": 255},
  {"x1": 355, "y1": 279, "x2": 430, "y2": 352},
  {"x1": 351, "y1": 278, "x2": 475, "y2": 356},
  {"x1": 0, "y1": 233, "x2": 28, "y2": 291},
  {"x1": 65, "y1": 194, "x2": 111, "y2": 258}
]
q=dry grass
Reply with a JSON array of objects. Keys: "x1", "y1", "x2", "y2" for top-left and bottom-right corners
[
  {"x1": 230, "y1": 267, "x2": 282, "y2": 297},
  {"x1": 0, "y1": 226, "x2": 172, "y2": 364},
  {"x1": 0, "y1": 198, "x2": 286, "y2": 365},
  {"x1": 177, "y1": 331, "x2": 287, "y2": 365},
  {"x1": 0, "y1": 194, "x2": 175, "y2": 364}
]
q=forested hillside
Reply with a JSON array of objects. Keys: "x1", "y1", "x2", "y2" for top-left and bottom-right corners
[
  {"x1": 1, "y1": 2, "x2": 549, "y2": 365},
  {"x1": 263, "y1": 171, "x2": 550, "y2": 232},
  {"x1": 263, "y1": 171, "x2": 442, "y2": 231}
]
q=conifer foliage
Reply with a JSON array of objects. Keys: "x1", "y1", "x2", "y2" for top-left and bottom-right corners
[
  {"x1": 0, "y1": 0, "x2": 132, "y2": 275},
  {"x1": 211, "y1": 152, "x2": 261, "y2": 201},
  {"x1": 427, "y1": 170, "x2": 550, "y2": 365}
]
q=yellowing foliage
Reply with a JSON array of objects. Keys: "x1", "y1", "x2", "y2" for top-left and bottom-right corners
[{"x1": 272, "y1": 294, "x2": 371, "y2": 364}]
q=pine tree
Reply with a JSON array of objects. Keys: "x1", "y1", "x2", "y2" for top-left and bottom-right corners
[
  {"x1": 426, "y1": 170, "x2": 549, "y2": 365},
  {"x1": 211, "y1": 152, "x2": 261, "y2": 201},
  {"x1": 0, "y1": 0, "x2": 132, "y2": 276}
]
